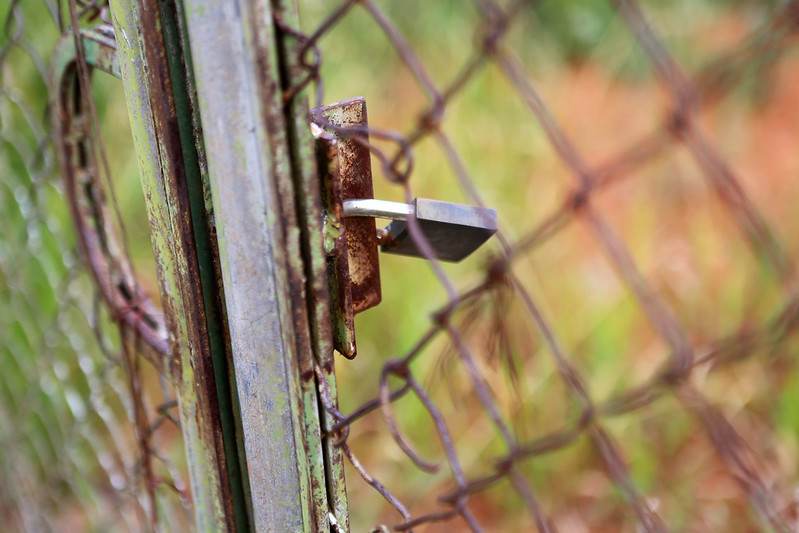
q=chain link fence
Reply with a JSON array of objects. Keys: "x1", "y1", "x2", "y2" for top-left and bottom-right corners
[
  {"x1": 4, "y1": 0, "x2": 799, "y2": 531},
  {"x1": 290, "y1": 1, "x2": 799, "y2": 531},
  {"x1": 0, "y1": 1, "x2": 190, "y2": 530}
]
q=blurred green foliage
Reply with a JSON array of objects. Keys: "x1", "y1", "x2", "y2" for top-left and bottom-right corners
[
  {"x1": 0, "y1": 1, "x2": 185, "y2": 529},
  {"x1": 297, "y1": 0, "x2": 799, "y2": 530},
  {"x1": 529, "y1": 0, "x2": 782, "y2": 63}
]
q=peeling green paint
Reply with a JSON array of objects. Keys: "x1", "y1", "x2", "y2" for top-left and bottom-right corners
[
  {"x1": 158, "y1": 0, "x2": 253, "y2": 528},
  {"x1": 180, "y1": 0, "x2": 326, "y2": 529},
  {"x1": 109, "y1": 0, "x2": 237, "y2": 529},
  {"x1": 323, "y1": 213, "x2": 342, "y2": 255},
  {"x1": 99, "y1": 0, "x2": 355, "y2": 528}
]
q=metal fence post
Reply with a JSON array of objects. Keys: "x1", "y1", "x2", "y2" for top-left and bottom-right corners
[
  {"x1": 180, "y1": 0, "x2": 348, "y2": 530},
  {"x1": 109, "y1": 0, "x2": 251, "y2": 529}
]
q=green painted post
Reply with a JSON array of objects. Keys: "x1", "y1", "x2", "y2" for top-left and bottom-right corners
[
  {"x1": 179, "y1": 0, "x2": 349, "y2": 530},
  {"x1": 108, "y1": 0, "x2": 250, "y2": 529},
  {"x1": 105, "y1": 0, "x2": 348, "y2": 528}
]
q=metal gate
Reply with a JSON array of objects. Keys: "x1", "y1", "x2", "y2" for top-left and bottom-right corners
[{"x1": 3, "y1": 0, "x2": 799, "y2": 531}]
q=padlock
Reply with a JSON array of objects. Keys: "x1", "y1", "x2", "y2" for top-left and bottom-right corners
[
  {"x1": 313, "y1": 97, "x2": 497, "y2": 357},
  {"x1": 342, "y1": 198, "x2": 497, "y2": 262}
]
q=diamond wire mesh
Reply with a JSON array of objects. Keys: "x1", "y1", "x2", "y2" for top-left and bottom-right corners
[
  {"x1": 291, "y1": 1, "x2": 799, "y2": 531},
  {"x1": 0, "y1": 1, "x2": 190, "y2": 530}
]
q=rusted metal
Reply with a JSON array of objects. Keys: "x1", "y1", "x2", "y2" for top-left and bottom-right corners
[
  {"x1": 316, "y1": 130, "x2": 358, "y2": 358},
  {"x1": 274, "y1": 1, "x2": 351, "y2": 526},
  {"x1": 314, "y1": 99, "x2": 497, "y2": 357},
  {"x1": 51, "y1": 26, "x2": 169, "y2": 372},
  {"x1": 41, "y1": 0, "x2": 799, "y2": 530},
  {"x1": 181, "y1": 0, "x2": 336, "y2": 530},
  {"x1": 318, "y1": 97, "x2": 382, "y2": 314},
  {"x1": 157, "y1": 0, "x2": 253, "y2": 527},
  {"x1": 281, "y1": 1, "x2": 799, "y2": 531},
  {"x1": 105, "y1": 0, "x2": 246, "y2": 528},
  {"x1": 313, "y1": 97, "x2": 381, "y2": 359}
]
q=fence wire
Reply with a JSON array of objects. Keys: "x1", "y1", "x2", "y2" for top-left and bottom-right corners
[
  {"x1": 290, "y1": 1, "x2": 799, "y2": 531},
  {"x1": 0, "y1": 1, "x2": 190, "y2": 530},
  {"x1": 4, "y1": 0, "x2": 799, "y2": 531}
]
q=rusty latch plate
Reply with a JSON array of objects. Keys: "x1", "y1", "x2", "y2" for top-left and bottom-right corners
[{"x1": 313, "y1": 97, "x2": 381, "y2": 358}]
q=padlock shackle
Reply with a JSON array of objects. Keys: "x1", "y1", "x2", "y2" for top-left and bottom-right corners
[{"x1": 342, "y1": 199, "x2": 414, "y2": 221}]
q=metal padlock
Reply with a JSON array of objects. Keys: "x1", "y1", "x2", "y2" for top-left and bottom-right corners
[
  {"x1": 342, "y1": 198, "x2": 497, "y2": 262},
  {"x1": 313, "y1": 97, "x2": 497, "y2": 357}
]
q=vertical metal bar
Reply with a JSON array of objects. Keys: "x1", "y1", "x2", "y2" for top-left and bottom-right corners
[
  {"x1": 271, "y1": 1, "x2": 350, "y2": 526},
  {"x1": 108, "y1": 0, "x2": 241, "y2": 529},
  {"x1": 156, "y1": 0, "x2": 253, "y2": 528},
  {"x1": 180, "y1": 0, "x2": 335, "y2": 530}
]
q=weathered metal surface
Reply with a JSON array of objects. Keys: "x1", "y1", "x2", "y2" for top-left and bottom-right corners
[
  {"x1": 274, "y1": 0, "x2": 350, "y2": 524},
  {"x1": 260, "y1": 1, "x2": 332, "y2": 526},
  {"x1": 313, "y1": 97, "x2": 383, "y2": 360},
  {"x1": 50, "y1": 26, "x2": 121, "y2": 79},
  {"x1": 381, "y1": 198, "x2": 498, "y2": 262},
  {"x1": 316, "y1": 133, "x2": 358, "y2": 358},
  {"x1": 292, "y1": 105, "x2": 351, "y2": 527},
  {"x1": 79, "y1": 26, "x2": 122, "y2": 77},
  {"x1": 318, "y1": 97, "x2": 382, "y2": 315},
  {"x1": 157, "y1": 0, "x2": 253, "y2": 528},
  {"x1": 50, "y1": 27, "x2": 169, "y2": 372},
  {"x1": 107, "y1": 0, "x2": 240, "y2": 529},
  {"x1": 181, "y1": 0, "x2": 331, "y2": 530}
]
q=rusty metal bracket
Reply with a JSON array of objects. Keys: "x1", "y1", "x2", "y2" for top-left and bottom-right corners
[
  {"x1": 313, "y1": 97, "x2": 498, "y2": 358},
  {"x1": 313, "y1": 97, "x2": 380, "y2": 358}
]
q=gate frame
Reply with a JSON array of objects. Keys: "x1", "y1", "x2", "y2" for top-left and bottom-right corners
[{"x1": 108, "y1": 0, "x2": 347, "y2": 529}]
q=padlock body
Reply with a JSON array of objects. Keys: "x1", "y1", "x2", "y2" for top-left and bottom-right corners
[{"x1": 382, "y1": 198, "x2": 497, "y2": 262}]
